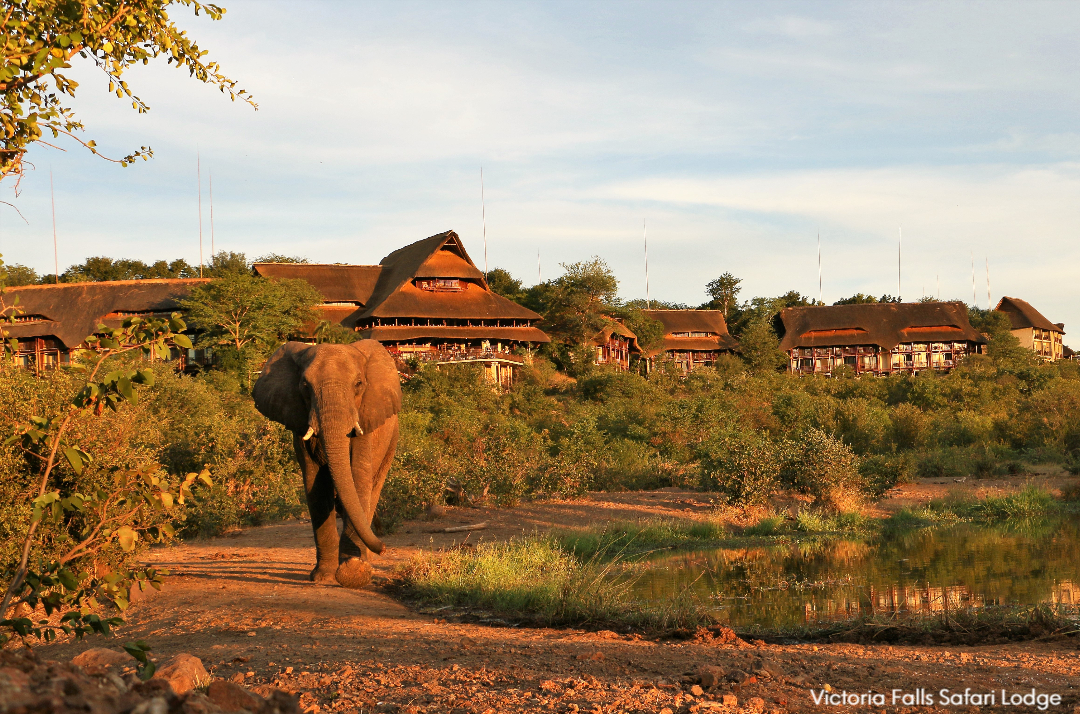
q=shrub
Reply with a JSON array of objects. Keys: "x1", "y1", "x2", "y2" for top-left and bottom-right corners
[
  {"x1": 781, "y1": 428, "x2": 863, "y2": 509},
  {"x1": 697, "y1": 430, "x2": 783, "y2": 504}
]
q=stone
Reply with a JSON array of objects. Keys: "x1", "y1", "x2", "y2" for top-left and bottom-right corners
[
  {"x1": 154, "y1": 654, "x2": 210, "y2": 695},
  {"x1": 728, "y1": 670, "x2": 751, "y2": 684},
  {"x1": 130, "y1": 697, "x2": 170, "y2": 714},
  {"x1": 697, "y1": 665, "x2": 726, "y2": 687},
  {"x1": 720, "y1": 694, "x2": 737, "y2": 707},
  {"x1": 72, "y1": 648, "x2": 130, "y2": 669},
  {"x1": 750, "y1": 657, "x2": 783, "y2": 680},
  {"x1": 208, "y1": 680, "x2": 267, "y2": 713},
  {"x1": 690, "y1": 685, "x2": 704, "y2": 696},
  {"x1": 182, "y1": 692, "x2": 220, "y2": 714},
  {"x1": 746, "y1": 697, "x2": 765, "y2": 713}
]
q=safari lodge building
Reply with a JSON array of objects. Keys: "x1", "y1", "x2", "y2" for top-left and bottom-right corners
[
  {"x1": 994, "y1": 296, "x2": 1066, "y2": 362},
  {"x1": 0, "y1": 278, "x2": 209, "y2": 371},
  {"x1": 776, "y1": 302, "x2": 988, "y2": 376},
  {"x1": 254, "y1": 231, "x2": 550, "y2": 386},
  {"x1": 643, "y1": 309, "x2": 740, "y2": 373}
]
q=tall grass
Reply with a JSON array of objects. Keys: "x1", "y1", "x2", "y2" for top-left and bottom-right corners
[
  {"x1": 397, "y1": 535, "x2": 716, "y2": 632},
  {"x1": 553, "y1": 518, "x2": 728, "y2": 560}
]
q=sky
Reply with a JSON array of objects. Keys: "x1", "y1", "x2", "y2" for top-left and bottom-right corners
[{"x1": 4, "y1": 1, "x2": 1080, "y2": 333}]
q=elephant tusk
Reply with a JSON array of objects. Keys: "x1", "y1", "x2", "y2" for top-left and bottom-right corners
[
  {"x1": 353, "y1": 422, "x2": 364, "y2": 436},
  {"x1": 302, "y1": 426, "x2": 315, "y2": 441}
]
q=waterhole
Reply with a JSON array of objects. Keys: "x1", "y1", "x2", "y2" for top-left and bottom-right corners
[{"x1": 632, "y1": 520, "x2": 1080, "y2": 629}]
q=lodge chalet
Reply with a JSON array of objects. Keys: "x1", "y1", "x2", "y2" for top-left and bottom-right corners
[
  {"x1": 254, "y1": 231, "x2": 549, "y2": 385},
  {"x1": 776, "y1": 301, "x2": 987, "y2": 375},
  {"x1": 1, "y1": 278, "x2": 208, "y2": 370},
  {"x1": 643, "y1": 309, "x2": 739, "y2": 372},
  {"x1": 591, "y1": 321, "x2": 641, "y2": 371},
  {"x1": 994, "y1": 296, "x2": 1066, "y2": 361}
]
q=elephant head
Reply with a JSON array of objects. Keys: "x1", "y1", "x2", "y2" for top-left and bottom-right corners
[{"x1": 252, "y1": 340, "x2": 402, "y2": 556}]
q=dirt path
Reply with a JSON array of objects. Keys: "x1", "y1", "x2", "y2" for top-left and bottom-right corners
[{"x1": 37, "y1": 483, "x2": 1080, "y2": 713}]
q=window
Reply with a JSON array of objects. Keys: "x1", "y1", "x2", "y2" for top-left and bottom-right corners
[{"x1": 415, "y1": 278, "x2": 463, "y2": 292}]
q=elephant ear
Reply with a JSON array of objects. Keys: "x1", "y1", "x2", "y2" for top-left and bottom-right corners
[
  {"x1": 352, "y1": 339, "x2": 402, "y2": 433},
  {"x1": 252, "y1": 342, "x2": 312, "y2": 433}
]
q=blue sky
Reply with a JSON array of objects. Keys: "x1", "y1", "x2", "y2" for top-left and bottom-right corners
[{"x1": 4, "y1": 1, "x2": 1079, "y2": 333}]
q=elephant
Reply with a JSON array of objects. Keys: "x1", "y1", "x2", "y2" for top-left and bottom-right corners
[{"x1": 252, "y1": 340, "x2": 402, "y2": 589}]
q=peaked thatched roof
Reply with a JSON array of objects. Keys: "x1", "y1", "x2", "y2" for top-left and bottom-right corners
[
  {"x1": 591, "y1": 321, "x2": 641, "y2": 353},
  {"x1": 995, "y1": 296, "x2": 1063, "y2": 334},
  {"x1": 1, "y1": 278, "x2": 209, "y2": 349},
  {"x1": 777, "y1": 301, "x2": 987, "y2": 351},
  {"x1": 643, "y1": 309, "x2": 740, "y2": 355},
  {"x1": 357, "y1": 230, "x2": 540, "y2": 322}
]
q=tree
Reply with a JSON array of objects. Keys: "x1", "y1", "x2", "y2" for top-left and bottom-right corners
[
  {"x1": 833, "y1": 293, "x2": 878, "y2": 305},
  {"x1": 705, "y1": 272, "x2": 742, "y2": 318},
  {"x1": 1, "y1": 1, "x2": 255, "y2": 185},
  {"x1": 486, "y1": 267, "x2": 525, "y2": 304},
  {"x1": 538, "y1": 257, "x2": 619, "y2": 344},
  {"x1": 737, "y1": 318, "x2": 788, "y2": 374},
  {"x1": 5, "y1": 263, "x2": 39, "y2": 285},
  {"x1": 60, "y1": 256, "x2": 198, "y2": 282},
  {"x1": 252, "y1": 253, "x2": 308, "y2": 264},
  {"x1": 179, "y1": 274, "x2": 322, "y2": 386}
]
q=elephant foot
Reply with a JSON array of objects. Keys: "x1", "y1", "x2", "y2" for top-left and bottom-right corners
[
  {"x1": 335, "y1": 558, "x2": 373, "y2": 589},
  {"x1": 310, "y1": 564, "x2": 337, "y2": 584}
]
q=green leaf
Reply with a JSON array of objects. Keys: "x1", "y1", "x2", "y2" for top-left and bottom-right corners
[
  {"x1": 117, "y1": 376, "x2": 134, "y2": 403},
  {"x1": 63, "y1": 447, "x2": 85, "y2": 475},
  {"x1": 136, "y1": 368, "x2": 155, "y2": 386},
  {"x1": 57, "y1": 569, "x2": 80, "y2": 591},
  {"x1": 116, "y1": 526, "x2": 138, "y2": 552},
  {"x1": 172, "y1": 333, "x2": 192, "y2": 349}
]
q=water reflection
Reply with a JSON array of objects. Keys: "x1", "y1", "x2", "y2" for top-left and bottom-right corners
[{"x1": 631, "y1": 520, "x2": 1080, "y2": 629}]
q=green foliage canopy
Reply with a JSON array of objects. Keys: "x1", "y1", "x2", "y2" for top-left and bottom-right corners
[{"x1": 1, "y1": 0, "x2": 255, "y2": 183}]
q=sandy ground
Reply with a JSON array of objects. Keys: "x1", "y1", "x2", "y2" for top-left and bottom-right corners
[{"x1": 35, "y1": 475, "x2": 1080, "y2": 714}]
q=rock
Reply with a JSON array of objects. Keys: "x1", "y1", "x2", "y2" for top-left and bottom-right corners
[
  {"x1": 208, "y1": 680, "x2": 267, "y2": 713},
  {"x1": 71, "y1": 648, "x2": 130, "y2": 669},
  {"x1": 154, "y1": 654, "x2": 210, "y2": 695},
  {"x1": 130, "y1": 697, "x2": 170, "y2": 714},
  {"x1": 746, "y1": 697, "x2": 765, "y2": 713},
  {"x1": 728, "y1": 670, "x2": 751, "y2": 684},
  {"x1": 690, "y1": 685, "x2": 704, "y2": 696},
  {"x1": 750, "y1": 657, "x2": 783, "y2": 680},
  {"x1": 721, "y1": 694, "x2": 738, "y2": 707},
  {"x1": 697, "y1": 664, "x2": 726, "y2": 687},
  {"x1": 182, "y1": 692, "x2": 220, "y2": 714}
]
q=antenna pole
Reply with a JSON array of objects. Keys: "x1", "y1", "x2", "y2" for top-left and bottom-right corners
[
  {"x1": 643, "y1": 219, "x2": 650, "y2": 308},
  {"x1": 971, "y1": 252, "x2": 976, "y2": 307},
  {"x1": 197, "y1": 151, "x2": 204, "y2": 278},
  {"x1": 817, "y1": 231, "x2": 822, "y2": 303},
  {"x1": 985, "y1": 257, "x2": 990, "y2": 307},
  {"x1": 480, "y1": 167, "x2": 488, "y2": 278},
  {"x1": 50, "y1": 169, "x2": 58, "y2": 284},
  {"x1": 897, "y1": 226, "x2": 902, "y2": 302},
  {"x1": 209, "y1": 170, "x2": 215, "y2": 257}
]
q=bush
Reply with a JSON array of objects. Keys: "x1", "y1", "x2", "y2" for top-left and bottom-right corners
[
  {"x1": 697, "y1": 430, "x2": 783, "y2": 505},
  {"x1": 781, "y1": 428, "x2": 863, "y2": 509}
]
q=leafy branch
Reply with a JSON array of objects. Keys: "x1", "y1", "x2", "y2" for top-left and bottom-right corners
[{"x1": 0, "y1": 309, "x2": 211, "y2": 650}]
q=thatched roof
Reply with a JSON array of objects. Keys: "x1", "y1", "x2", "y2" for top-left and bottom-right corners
[
  {"x1": 995, "y1": 296, "x2": 1064, "y2": 334},
  {"x1": 777, "y1": 301, "x2": 987, "y2": 351},
  {"x1": 358, "y1": 230, "x2": 538, "y2": 321},
  {"x1": 591, "y1": 321, "x2": 641, "y2": 353},
  {"x1": 643, "y1": 309, "x2": 740, "y2": 355},
  {"x1": 1, "y1": 279, "x2": 208, "y2": 349},
  {"x1": 251, "y1": 264, "x2": 381, "y2": 304},
  {"x1": 256, "y1": 231, "x2": 546, "y2": 343}
]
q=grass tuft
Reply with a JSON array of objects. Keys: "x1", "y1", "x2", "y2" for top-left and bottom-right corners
[
  {"x1": 553, "y1": 518, "x2": 728, "y2": 560},
  {"x1": 396, "y1": 535, "x2": 716, "y2": 632}
]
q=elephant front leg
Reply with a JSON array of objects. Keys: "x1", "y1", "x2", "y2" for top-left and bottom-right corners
[{"x1": 295, "y1": 434, "x2": 339, "y2": 583}]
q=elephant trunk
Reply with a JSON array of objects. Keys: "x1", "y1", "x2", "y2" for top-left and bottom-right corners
[{"x1": 314, "y1": 384, "x2": 385, "y2": 555}]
